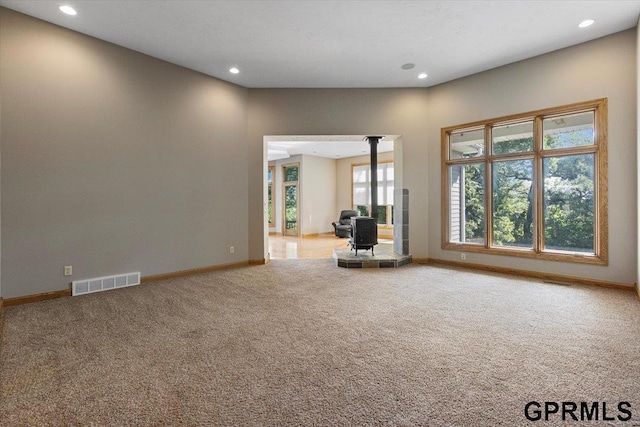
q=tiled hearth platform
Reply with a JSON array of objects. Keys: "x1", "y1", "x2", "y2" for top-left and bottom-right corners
[{"x1": 333, "y1": 244, "x2": 412, "y2": 268}]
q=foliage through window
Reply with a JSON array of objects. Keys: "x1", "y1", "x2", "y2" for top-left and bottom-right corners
[
  {"x1": 267, "y1": 166, "x2": 274, "y2": 226},
  {"x1": 283, "y1": 164, "x2": 299, "y2": 235},
  {"x1": 442, "y1": 99, "x2": 607, "y2": 264}
]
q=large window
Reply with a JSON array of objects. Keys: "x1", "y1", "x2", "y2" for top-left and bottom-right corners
[
  {"x1": 282, "y1": 164, "x2": 300, "y2": 236},
  {"x1": 442, "y1": 99, "x2": 607, "y2": 264},
  {"x1": 352, "y1": 162, "x2": 394, "y2": 226}
]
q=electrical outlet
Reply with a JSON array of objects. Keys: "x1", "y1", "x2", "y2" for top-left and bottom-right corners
[
  {"x1": 229, "y1": 246, "x2": 235, "y2": 254},
  {"x1": 64, "y1": 265, "x2": 73, "y2": 276},
  {"x1": 460, "y1": 253, "x2": 466, "y2": 261}
]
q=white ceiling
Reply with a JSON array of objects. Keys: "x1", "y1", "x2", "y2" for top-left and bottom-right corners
[{"x1": 2, "y1": 1, "x2": 639, "y2": 88}]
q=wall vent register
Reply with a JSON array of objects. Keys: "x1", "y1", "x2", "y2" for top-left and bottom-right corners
[{"x1": 72, "y1": 272, "x2": 141, "y2": 296}]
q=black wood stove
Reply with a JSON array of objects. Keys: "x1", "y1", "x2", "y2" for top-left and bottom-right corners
[{"x1": 349, "y1": 216, "x2": 378, "y2": 256}]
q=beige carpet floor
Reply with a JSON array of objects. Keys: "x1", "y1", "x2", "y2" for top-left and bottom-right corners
[{"x1": 1, "y1": 260, "x2": 639, "y2": 426}]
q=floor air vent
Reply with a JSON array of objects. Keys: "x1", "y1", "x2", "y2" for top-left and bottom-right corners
[{"x1": 72, "y1": 272, "x2": 141, "y2": 296}]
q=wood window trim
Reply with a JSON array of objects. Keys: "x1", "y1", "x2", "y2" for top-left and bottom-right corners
[
  {"x1": 267, "y1": 165, "x2": 275, "y2": 226},
  {"x1": 441, "y1": 98, "x2": 608, "y2": 265},
  {"x1": 282, "y1": 162, "x2": 300, "y2": 237}
]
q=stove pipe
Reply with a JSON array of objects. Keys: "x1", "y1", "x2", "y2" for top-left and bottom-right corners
[{"x1": 366, "y1": 136, "x2": 382, "y2": 222}]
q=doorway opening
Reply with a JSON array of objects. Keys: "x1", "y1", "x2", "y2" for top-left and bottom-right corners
[{"x1": 264, "y1": 135, "x2": 403, "y2": 260}]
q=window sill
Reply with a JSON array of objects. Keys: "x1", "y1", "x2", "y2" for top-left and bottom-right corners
[{"x1": 442, "y1": 242, "x2": 607, "y2": 266}]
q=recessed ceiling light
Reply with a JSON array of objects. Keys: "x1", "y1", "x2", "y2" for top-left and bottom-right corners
[
  {"x1": 401, "y1": 63, "x2": 415, "y2": 70},
  {"x1": 578, "y1": 19, "x2": 594, "y2": 28},
  {"x1": 418, "y1": 73, "x2": 428, "y2": 79},
  {"x1": 59, "y1": 5, "x2": 77, "y2": 15},
  {"x1": 229, "y1": 67, "x2": 240, "y2": 74}
]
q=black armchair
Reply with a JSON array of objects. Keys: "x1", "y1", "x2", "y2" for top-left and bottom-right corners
[{"x1": 332, "y1": 210, "x2": 358, "y2": 238}]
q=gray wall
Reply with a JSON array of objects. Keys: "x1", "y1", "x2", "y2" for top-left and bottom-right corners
[
  {"x1": 427, "y1": 29, "x2": 637, "y2": 285},
  {"x1": 637, "y1": 17, "x2": 640, "y2": 296},
  {"x1": 0, "y1": 15, "x2": 2, "y2": 298},
  {"x1": 0, "y1": 9, "x2": 249, "y2": 298},
  {"x1": 300, "y1": 155, "x2": 337, "y2": 236},
  {"x1": 248, "y1": 89, "x2": 431, "y2": 262}
]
